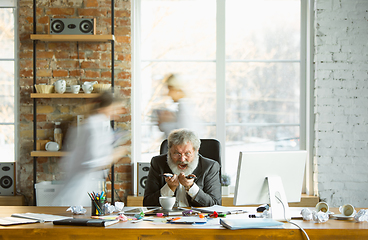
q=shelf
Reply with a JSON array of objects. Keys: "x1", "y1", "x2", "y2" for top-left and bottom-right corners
[
  {"x1": 31, "y1": 93, "x2": 100, "y2": 98},
  {"x1": 0, "y1": 196, "x2": 25, "y2": 206},
  {"x1": 30, "y1": 34, "x2": 114, "y2": 42},
  {"x1": 31, "y1": 151, "x2": 67, "y2": 157}
]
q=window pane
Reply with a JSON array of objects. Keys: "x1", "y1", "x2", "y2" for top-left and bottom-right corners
[
  {"x1": 226, "y1": 62, "x2": 300, "y2": 125},
  {"x1": 141, "y1": 61, "x2": 216, "y2": 161},
  {"x1": 225, "y1": 0, "x2": 301, "y2": 185},
  {"x1": 226, "y1": 0, "x2": 300, "y2": 60},
  {"x1": 0, "y1": 61, "x2": 15, "y2": 123},
  {"x1": 0, "y1": 8, "x2": 15, "y2": 59},
  {"x1": 0, "y1": 7, "x2": 15, "y2": 162},
  {"x1": 141, "y1": 0, "x2": 216, "y2": 60},
  {"x1": 225, "y1": 125, "x2": 300, "y2": 182},
  {"x1": 0, "y1": 125, "x2": 14, "y2": 162}
]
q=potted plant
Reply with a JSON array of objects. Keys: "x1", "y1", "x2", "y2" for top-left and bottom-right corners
[{"x1": 221, "y1": 174, "x2": 231, "y2": 196}]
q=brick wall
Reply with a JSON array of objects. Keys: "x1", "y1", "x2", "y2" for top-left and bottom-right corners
[
  {"x1": 314, "y1": 0, "x2": 368, "y2": 207},
  {"x1": 18, "y1": 0, "x2": 132, "y2": 205}
]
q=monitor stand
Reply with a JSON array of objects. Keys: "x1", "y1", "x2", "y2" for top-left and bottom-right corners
[{"x1": 266, "y1": 175, "x2": 291, "y2": 221}]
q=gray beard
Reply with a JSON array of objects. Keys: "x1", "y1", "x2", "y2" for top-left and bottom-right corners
[{"x1": 167, "y1": 153, "x2": 199, "y2": 176}]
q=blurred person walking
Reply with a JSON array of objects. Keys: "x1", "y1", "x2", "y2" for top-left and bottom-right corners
[
  {"x1": 52, "y1": 91, "x2": 128, "y2": 206},
  {"x1": 156, "y1": 74, "x2": 202, "y2": 137}
]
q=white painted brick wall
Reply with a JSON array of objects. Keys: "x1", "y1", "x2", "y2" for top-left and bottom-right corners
[{"x1": 315, "y1": 0, "x2": 368, "y2": 207}]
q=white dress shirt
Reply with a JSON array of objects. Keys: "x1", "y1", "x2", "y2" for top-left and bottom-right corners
[{"x1": 160, "y1": 182, "x2": 200, "y2": 207}]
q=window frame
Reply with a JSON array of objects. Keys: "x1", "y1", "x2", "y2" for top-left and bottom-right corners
[
  {"x1": 0, "y1": 0, "x2": 18, "y2": 163},
  {"x1": 132, "y1": 0, "x2": 315, "y2": 196}
]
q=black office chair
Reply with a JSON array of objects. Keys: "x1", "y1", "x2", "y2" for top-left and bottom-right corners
[{"x1": 159, "y1": 138, "x2": 221, "y2": 175}]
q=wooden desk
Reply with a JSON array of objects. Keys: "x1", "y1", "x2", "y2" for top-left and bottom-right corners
[{"x1": 0, "y1": 206, "x2": 367, "y2": 240}]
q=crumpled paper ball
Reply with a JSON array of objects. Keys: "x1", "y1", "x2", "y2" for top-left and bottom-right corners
[
  {"x1": 354, "y1": 209, "x2": 368, "y2": 222},
  {"x1": 301, "y1": 208, "x2": 329, "y2": 223},
  {"x1": 67, "y1": 206, "x2": 87, "y2": 215}
]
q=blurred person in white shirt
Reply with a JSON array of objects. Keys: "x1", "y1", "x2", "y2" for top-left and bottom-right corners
[
  {"x1": 52, "y1": 91, "x2": 128, "y2": 206},
  {"x1": 156, "y1": 74, "x2": 203, "y2": 138}
]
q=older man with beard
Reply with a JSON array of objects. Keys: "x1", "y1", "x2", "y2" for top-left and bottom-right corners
[{"x1": 143, "y1": 129, "x2": 222, "y2": 207}]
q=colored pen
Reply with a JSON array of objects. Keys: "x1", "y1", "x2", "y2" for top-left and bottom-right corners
[{"x1": 88, "y1": 192, "x2": 102, "y2": 214}]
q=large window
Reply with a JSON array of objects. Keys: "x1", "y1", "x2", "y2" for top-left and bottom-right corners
[
  {"x1": 133, "y1": 0, "x2": 306, "y2": 187},
  {"x1": 0, "y1": 1, "x2": 16, "y2": 162}
]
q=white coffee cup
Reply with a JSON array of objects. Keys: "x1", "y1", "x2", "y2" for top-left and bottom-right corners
[
  {"x1": 71, "y1": 85, "x2": 80, "y2": 94},
  {"x1": 339, "y1": 204, "x2": 356, "y2": 216},
  {"x1": 316, "y1": 202, "x2": 329, "y2": 213},
  {"x1": 159, "y1": 196, "x2": 176, "y2": 210},
  {"x1": 82, "y1": 84, "x2": 93, "y2": 94},
  {"x1": 54, "y1": 79, "x2": 66, "y2": 94}
]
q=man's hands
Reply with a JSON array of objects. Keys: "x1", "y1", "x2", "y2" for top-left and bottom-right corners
[
  {"x1": 164, "y1": 172, "x2": 196, "y2": 192},
  {"x1": 165, "y1": 174, "x2": 180, "y2": 192}
]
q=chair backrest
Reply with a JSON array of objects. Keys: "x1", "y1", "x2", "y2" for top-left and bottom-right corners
[{"x1": 160, "y1": 138, "x2": 221, "y2": 168}]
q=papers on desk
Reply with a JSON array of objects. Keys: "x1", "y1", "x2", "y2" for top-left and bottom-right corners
[
  {"x1": 168, "y1": 216, "x2": 207, "y2": 224},
  {"x1": 0, "y1": 213, "x2": 71, "y2": 226},
  {"x1": 147, "y1": 207, "x2": 187, "y2": 216},
  {"x1": 11, "y1": 213, "x2": 72, "y2": 223},
  {"x1": 220, "y1": 218, "x2": 284, "y2": 230},
  {"x1": 0, "y1": 217, "x2": 39, "y2": 226},
  {"x1": 123, "y1": 207, "x2": 160, "y2": 215},
  {"x1": 192, "y1": 205, "x2": 247, "y2": 215}
]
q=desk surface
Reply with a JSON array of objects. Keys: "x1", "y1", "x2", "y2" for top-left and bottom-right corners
[{"x1": 0, "y1": 206, "x2": 367, "y2": 240}]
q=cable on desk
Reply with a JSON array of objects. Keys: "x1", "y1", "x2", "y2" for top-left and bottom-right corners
[{"x1": 275, "y1": 195, "x2": 310, "y2": 240}]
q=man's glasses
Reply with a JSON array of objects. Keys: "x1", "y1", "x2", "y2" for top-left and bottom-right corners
[{"x1": 172, "y1": 152, "x2": 193, "y2": 159}]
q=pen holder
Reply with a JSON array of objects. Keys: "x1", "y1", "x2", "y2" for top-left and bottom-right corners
[{"x1": 91, "y1": 199, "x2": 106, "y2": 216}]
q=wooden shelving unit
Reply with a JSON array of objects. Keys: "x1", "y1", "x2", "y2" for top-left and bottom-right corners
[
  {"x1": 31, "y1": 93, "x2": 100, "y2": 98},
  {"x1": 31, "y1": 0, "x2": 116, "y2": 205},
  {"x1": 30, "y1": 34, "x2": 114, "y2": 42},
  {"x1": 30, "y1": 151, "x2": 67, "y2": 157}
]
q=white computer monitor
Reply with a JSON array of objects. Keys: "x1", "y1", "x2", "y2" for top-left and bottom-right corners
[{"x1": 233, "y1": 151, "x2": 307, "y2": 221}]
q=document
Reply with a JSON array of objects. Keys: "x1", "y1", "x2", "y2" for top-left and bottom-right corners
[
  {"x1": 192, "y1": 205, "x2": 247, "y2": 214},
  {"x1": 146, "y1": 207, "x2": 187, "y2": 216},
  {"x1": 11, "y1": 213, "x2": 72, "y2": 223},
  {"x1": 123, "y1": 207, "x2": 160, "y2": 215},
  {"x1": 220, "y1": 218, "x2": 284, "y2": 230},
  {"x1": 0, "y1": 217, "x2": 39, "y2": 226}
]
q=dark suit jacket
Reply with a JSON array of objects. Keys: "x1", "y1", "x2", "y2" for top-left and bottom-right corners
[{"x1": 143, "y1": 154, "x2": 222, "y2": 207}]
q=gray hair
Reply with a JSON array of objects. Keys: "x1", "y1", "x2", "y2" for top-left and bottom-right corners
[{"x1": 168, "y1": 128, "x2": 201, "y2": 151}]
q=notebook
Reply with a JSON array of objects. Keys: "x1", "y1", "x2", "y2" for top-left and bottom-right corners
[
  {"x1": 53, "y1": 218, "x2": 119, "y2": 227},
  {"x1": 220, "y1": 218, "x2": 284, "y2": 230}
]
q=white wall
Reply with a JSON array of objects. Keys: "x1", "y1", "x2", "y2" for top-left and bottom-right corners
[{"x1": 314, "y1": 0, "x2": 368, "y2": 207}]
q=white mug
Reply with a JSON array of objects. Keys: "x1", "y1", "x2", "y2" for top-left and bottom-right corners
[
  {"x1": 159, "y1": 196, "x2": 176, "y2": 210},
  {"x1": 82, "y1": 84, "x2": 93, "y2": 94},
  {"x1": 71, "y1": 85, "x2": 80, "y2": 94},
  {"x1": 339, "y1": 204, "x2": 356, "y2": 216},
  {"x1": 316, "y1": 202, "x2": 329, "y2": 213},
  {"x1": 54, "y1": 79, "x2": 66, "y2": 94}
]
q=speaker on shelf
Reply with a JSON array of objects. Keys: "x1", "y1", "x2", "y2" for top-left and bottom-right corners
[
  {"x1": 137, "y1": 162, "x2": 150, "y2": 196},
  {"x1": 0, "y1": 162, "x2": 15, "y2": 196},
  {"x1": 49, "y1": 18, "x2": 96, "y2": 35}
]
